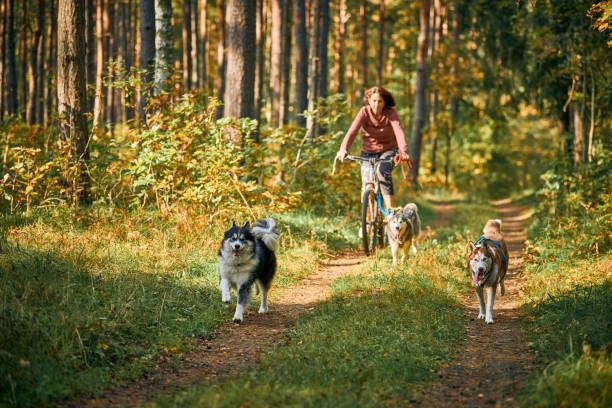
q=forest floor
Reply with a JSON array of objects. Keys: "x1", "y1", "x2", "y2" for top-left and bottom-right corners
[
  {"x1": 66, "y1": 200, "x2": 533, "y2": 408},
  {"x1": 413, "y1": 200, "x2": 534, "y2": 407}
]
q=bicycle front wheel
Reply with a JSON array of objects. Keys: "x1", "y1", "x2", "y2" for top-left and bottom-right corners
[{"x1": 361, "y1": 189, "x2": 378, "y2": 255}]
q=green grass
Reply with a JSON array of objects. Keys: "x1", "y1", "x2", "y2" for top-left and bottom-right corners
[
  {"x1": 0, "y1": 206, "x2": 355, "y2": 407},
  {"x1": 518, "y1": 231, "x2": 611, "y2": 407},
  {"x1": 150, "y1": 197, "x2": 493, "y2": 408}
]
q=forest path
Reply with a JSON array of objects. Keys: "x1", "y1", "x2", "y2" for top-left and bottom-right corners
[
  {"x1": 65, "y1": 249, "x2": 367, "y2": 407},
  {"x1": 413, "y1": 200, "x2": 534, "y2": 407}
]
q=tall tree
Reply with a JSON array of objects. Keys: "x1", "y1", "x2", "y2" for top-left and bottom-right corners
[
  {"x1": 280, "y1": 0, "x2": 292, "y2": 125},
  {"x1": 429, "y1": 0, "x2": 441, "y2": 174},
  {"x1": 182, "y1": 0, "x2": 192, "y2": 90},
  {"x1": 270, "y1": 0, "x2": 284, "y2": 126},
  {"x1": 93, "y1": 0, "x2": 105, "y2": 126},
  {"x1": 0, "y1": 0, "x2": 6, "y2": 119},
  {"x1": 409, "y1": 0, "x2": 430, "y2": 186},
  {"x1": 139, "y1": 0, "x2": 155, "y2": 119},
  {"x1": 306, "y1": 0, "x2": 320, "y2": 138},
  {"x1": 86, "y1": 0, "x2": 94, "y2": 113},
  {"x1": 190, "y1": 0, "x2": 198, "y2": 87},
  {"x1": 360, "y1": 0, "x2": 367, "y2": 90},
  {"x1": 333, "y1": 0, "x2": 346, "y2": 94},
  {"x1": 293, "y1": 0, "x2": 307, "y2": 127},
  {"x1": 223, "y1": 0, "x2": 255, "y2": 124},
  {"x1": 154, "y1": 0, "x2": 173, "y2": 94},
  {"x1": 446, "y1": 0, "x2": 459, "y2": 188},
  {"x1": 6, "y1": 0, "x2": 17, "y2": 115},
  {"x1": 45, "y1": 0, "x2": 57, "y2": 125},
  {"x1": 57, "y1": 0, "x2": 89, "y2": 200},
  {"x1": 19, "y1": 1, "x2": 27, "y2": 118},
  {"x1": 254, "y1": 0, "x2": 265, "y2": 135},
  {"x1": 27, "y1": 0, "x2": 44, "y2": 125},
  {"x1": 377, "y1": 0, "x2": 384, "y2": 85},
  {"x1": 198, "y1": 0, "x2": 207, "y2": 89},
  {"x1": 215, "y1": 0, "x2": 226, "y2": 117},
  {"x1": 318, "y1": 0, "x2": 329, "y2": 100}
]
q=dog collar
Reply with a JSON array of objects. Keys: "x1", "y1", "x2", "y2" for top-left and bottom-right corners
[{"x1": 474, "y1": 236, "x2": 507, "y2": 265}]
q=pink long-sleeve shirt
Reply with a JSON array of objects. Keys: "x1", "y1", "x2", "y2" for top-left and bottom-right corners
[{"x1": 339, "y1": 106, "x2": 409, "y2": 154}]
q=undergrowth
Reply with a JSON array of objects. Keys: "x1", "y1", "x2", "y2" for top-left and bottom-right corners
[{"x1": 518, "y1": 152, "x2": 612, "y2": 408}]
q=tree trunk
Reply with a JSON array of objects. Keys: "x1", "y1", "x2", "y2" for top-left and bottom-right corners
[
  {"x1": 572, "y1": 101, "x2": 584, "y2": 166},
  {"x1": 333, "y1": 0, "x2": 345, "y2": 94},
  {"x1": 182, "y1": 0, "x2": 192, "y2": 90},
  {"x1": 19, "y1": 1, "x2": 27, "y2": 119},
  {"x1": 106, "y1": 0, "x2": 116, "y2": 125},
  {"x1": 317, "y1": 0, "x2": 328, "y2": 100},
  {"x1": 27, "y1": 1, "x2": 44, "y2": 125},
  {"x1": 377, "y1": 0, "x2": 384, "y2": 85},
  {"x1": 293, "y1": 0, "x2": 307, "y2": 127},
  {"x1": 270, "y1": 0, "x2": 284, "y2": 126},
  {"x1": 215, "y1": 0, "x2": 226, "y2": 117},
  {"x1": 223, "y1": 0, "x2": 255, "y2": 124},
  {"x1": 306, "y1": 0, "x2": 320, "y2": 138},
  {"x1": 280, "y1": 0, "x2": 292, "y2": 125},
  {"x1": 198, "y1": 0, "x2": 207, "y2": 89},
  {"x1": 445, "y1": 0, "x2": 459, "y2": 189},
  {"x1": 86, "y1": 0, "x2": 94, "y2": 113},
  {"x1": 409, "y1": 0, "x2": 430, "y2": 187},
  {"x1": 0, "y1": 0, "x2": 6, "y2": 119},
  {"x1": 253, "y1": 0, "x2": 264, "y2": 136},
  {"x1": 154, "y1": 0, "x2": 173, "y2": 94},
  {"x1": 45, "y1": 0, "x2": 57, "y2": 125},
  {"x1": 359, "y1": 0, "x2": 367, "y2": 90},
  {"x1": 190, "y1": 0, "x2": 198, "y2": 88},
  {"x1": 6, "y1": 0, "x2": 17, "y2": 115},
  {"x1": 139, "y1": 0, "x2": 155, "y2": 119},
  {"x1": 57, "y1": 0, "x2": 90, "y2": 201},
  {"x1": 429, "y1": 0, "x2": 440, "y2": 174},
  {"x1": 93, "y1": 0, "x2": 105, "y2": 126}
]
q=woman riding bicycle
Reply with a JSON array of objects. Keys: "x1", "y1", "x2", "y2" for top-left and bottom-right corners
[{"x1": 335, "y1": 86, "x2": 410, "y2": 210}]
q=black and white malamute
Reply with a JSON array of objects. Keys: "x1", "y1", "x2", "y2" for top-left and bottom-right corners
[{"x1": 217, "y1": 218, "x2": 279, "y2": 322}]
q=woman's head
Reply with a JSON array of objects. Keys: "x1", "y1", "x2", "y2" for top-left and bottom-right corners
[{"x1": 362, "y1": 87, "x2": 396, "y2": 112}]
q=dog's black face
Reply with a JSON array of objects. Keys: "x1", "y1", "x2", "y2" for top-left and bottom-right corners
[{"x1": 222, "y1": 222, "x2": 255, "y2": 257}]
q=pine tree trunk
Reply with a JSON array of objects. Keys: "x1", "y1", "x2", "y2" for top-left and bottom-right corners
[
  {"x1": 253, "y1": 0, "x2": 264, "y2": 136},
  {"x1": 318, "y1": 0, "x2": 328, "y2": 100},
  {"x1": 154, "y1": 0, "x2": 173, "y2": 94},
  {"x1": 93, "y1": 0, "x2": 105, "y2": 126},
  {"x1": 280, "y1": 0, "x2": 292, "y2": 125},
  {"x1": 106, "y1": 0, "x2": 116, "y2": 125},
  {"x1": 223, "y1": 0, "x2": 255, "y2": 125},
  {"x1": 19, "y1": 1, "x2": 27, "y2": 119},
  {"x1": 359, "y1": 0, "x2": 367, "y2": 90},
  {"x1": 269, "y1": 0, "x2": 283, "y2": 126},
  {"x1": 377, "y1": 0, "x2": 384, "y2": 85},
  {"x1": 139, "y1": 0, "x2": 155, "y2": 119},
  {"x1": 409, "y1": 0, "x2": 429, "y2": 187},
  {"x1": 572, "y1": 101, "x2": 584, "y2": 165},
  {"x1": 306, "y1": 0, "x2": 320, "y2": 138},
  {"x1": 27, "y1": 1, "x2": 44, "y2": 125},
  {"x1": 45, "y1": 0, "x2": 57, "y2": 125},
  {"x1": 446, "y1": 0, "x2": 459, "y2": 188},
  {"x1": 333, "y1": 0, "x2": 345, "y2": 94},
  {"x1": 182, "y1": 0, "x2": 192, "y2": 90},
  {"x1": 57, "y1": 0, "x2": 90, "y2": 201},
  {"x1": 215, "y1": 0, "x2": 226, "y2": 117},
  {"x1": 429, "y1": 0, "x2": 440, "y2": 174},
  {"x1": 0, "y1": 0, "x2": 5, "y2": 119},
  {"x1": 6, "y1": 0, "x2": 17, "y2": 115},
  {"x1": 293, "y1": 0, "x2": 307, "y2": 127},
  {"x1": 198, "y1": 0, "x2": 207, "y2": 89},
  {"x1": 86, "y1": 0, "x2": 94, "y2": 113}
]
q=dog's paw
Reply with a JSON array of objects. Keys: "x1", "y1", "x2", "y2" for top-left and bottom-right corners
[
  {"x1": 477, "y1": 313, "x2": 486, "y2": 320},
  {"x1": 258, "y1": 306, "x2": 268, "y2": 314},
  {"x1": 485, "y1": 316, "x2": 494, "y2": 324},
  {"x1": 222, "y1": 296, "x2": 231, "y2": 303},
  {"x1": 232, "y1": 315, "x2": 243, "y2": 323},
  {"x1": 411, "y1": 245, "x2": 417, "y2": 255}
]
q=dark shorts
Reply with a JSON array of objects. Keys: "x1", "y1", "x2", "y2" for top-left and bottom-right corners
[{"x1": 360, "y1": 148, "x2": 397, "y2": 196}]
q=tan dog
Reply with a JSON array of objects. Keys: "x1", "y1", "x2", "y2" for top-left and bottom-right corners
[
  {"x1": 386, "y1": 203, "x2": 421, "y2": 266},
  {"x1": 467, "y1": 219, "x2": 509, "y2": 324}
]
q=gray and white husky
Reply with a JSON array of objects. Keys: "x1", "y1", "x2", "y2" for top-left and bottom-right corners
[
  {"x1": 217, "y1": 218, "x2": 279, "y2": 322},
  {"x1": 386, "y1": 203, "x2": 421, "y2": 266}
]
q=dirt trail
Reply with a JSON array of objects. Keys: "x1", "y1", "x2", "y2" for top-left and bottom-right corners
[
  {"x1": 414, "y1": 200, "x2": 534, "y2": 407},
  {"x1": 65, "y1": 250, "x2": 367, "y2": 407}
]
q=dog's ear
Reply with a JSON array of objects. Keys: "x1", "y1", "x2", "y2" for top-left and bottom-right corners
[
  {"x1": 468, "y1": 242, "x2": 475, "y2": 253},
  {"x1": 243, "y1": 221, "x2": 250, "y2": 229},
  {"x1": 232, "y1": 221, "x2": 236, "y2": 228}
]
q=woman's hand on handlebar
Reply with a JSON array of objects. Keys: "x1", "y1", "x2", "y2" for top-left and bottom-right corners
[
  {"x1": 335, "y1": 150, "x2": 347, "y2": 162},
  {"x1": 398, "y1": 151, "x2": 410, "y2": 162}
]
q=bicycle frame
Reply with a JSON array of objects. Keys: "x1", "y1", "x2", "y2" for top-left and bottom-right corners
[{"x1": 345, "y1": 155, "x2": 392, "y2": 216}]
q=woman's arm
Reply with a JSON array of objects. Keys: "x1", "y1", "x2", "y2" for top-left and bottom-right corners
[
  {"x1": 389, "y1": 110, "x2": 409, "y2": 154},
  {"x1": 338, "y1": 107, "x2": 365, "y2": 154}
]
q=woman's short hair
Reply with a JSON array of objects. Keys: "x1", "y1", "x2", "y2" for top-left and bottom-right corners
[{"x1": 362, "y1": 86, "x2": 396, "y2": 108}]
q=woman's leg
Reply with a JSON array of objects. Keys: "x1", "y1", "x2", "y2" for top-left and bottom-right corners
[
  {"x1": 378, "y1": 149, "x2": 397, "y2": 210},
  {"x1": 383, "y1": 194, "x2": 394, "y2": 210}
]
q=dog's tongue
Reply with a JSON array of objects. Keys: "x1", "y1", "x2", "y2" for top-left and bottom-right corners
[
  {"x1": 395, "y1": 231, "x2": 400, "y2": 240},
  {"x1": 232, "y1": 249, "x2": 241, "y2": 256},
  {"x1": 472, "y1": 272, "x2": 483, "y2": 285}
]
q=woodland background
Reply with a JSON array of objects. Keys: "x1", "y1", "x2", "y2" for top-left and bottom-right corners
[{"x1": 0, "y1": 0, "x2": 611, "y2": 407}]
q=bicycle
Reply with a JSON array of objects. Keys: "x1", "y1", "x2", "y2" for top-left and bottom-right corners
[{"x1": 333, "y1": 154, "x2": 393, "y2": 255}]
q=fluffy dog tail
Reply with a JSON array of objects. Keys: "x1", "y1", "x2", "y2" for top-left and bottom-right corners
[{"x1": 252, "y1": 218, "x2": 279, "y2": 251}]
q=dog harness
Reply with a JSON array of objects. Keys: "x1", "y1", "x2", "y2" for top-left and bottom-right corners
[{"x1": 474, "y1": 236, "x2": 507, "y2": 266}]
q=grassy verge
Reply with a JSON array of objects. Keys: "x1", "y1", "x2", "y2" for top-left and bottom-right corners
[
  {"x1": 518, "y1": 238, "x2": 611, "y2": 407},
  {"x1": 0, "y1": 207, "x2": 356, "y2": 407},
  {"x1": 151, "y1": 198, "x2": 496, "y2": 407}
]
